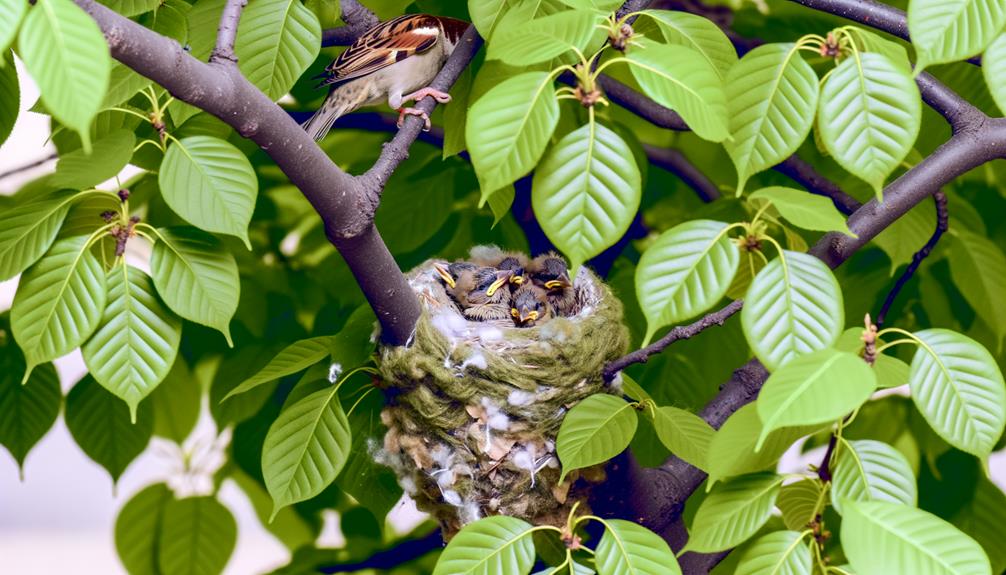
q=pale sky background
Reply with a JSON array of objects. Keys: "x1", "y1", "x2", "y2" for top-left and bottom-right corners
[{"x1": 2, "y1": 55, "x2": 1005, "y2": 575}]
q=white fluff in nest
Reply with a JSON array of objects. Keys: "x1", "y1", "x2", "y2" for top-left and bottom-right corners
[
  {"x1": 460, "y1": 351, "x2": 487, "y2": 371},
  {"x1": 507, "y1": 389, "x2": 536, "y2": 406}
]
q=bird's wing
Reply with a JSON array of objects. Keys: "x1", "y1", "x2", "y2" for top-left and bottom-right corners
[{"x1": 318, "y1": 14, "x2": 443, "y2": 86}]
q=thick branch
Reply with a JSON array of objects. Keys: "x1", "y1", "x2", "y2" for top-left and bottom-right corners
[
  {"x1": 73, "y1": 0, "x2": 423, "y2": 344},
  {"x1": 875, "y1": 190, "x2": 949, "y2": 328},
  {"x1": 643, "y1": 144, "x2": 721, "y2": 202},
  {"x1": 603, "y1": 300, "x2": 741, "y2": 382},
  {"x1": 211, "y1": 0, "x2": 247, "y2": 64}
]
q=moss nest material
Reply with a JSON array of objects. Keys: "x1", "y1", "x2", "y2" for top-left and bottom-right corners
[{"x1": 376, "y1": 246, "x2": 629, "y2": 535}]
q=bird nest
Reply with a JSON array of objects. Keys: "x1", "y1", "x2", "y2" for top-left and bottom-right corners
[{"x1": 376, "y1": 247, "x2": 629, "y2": 536}]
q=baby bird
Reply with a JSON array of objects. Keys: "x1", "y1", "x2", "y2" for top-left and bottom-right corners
[
  {"x1": 303, "y1": 14, "x2": 469, "y2": 140},
  {"x1": 435, "y1": 263, "x2": 514, "y2": 321},
  {"x1": 530, "y1": 252, "x2": 575, "y2": 317},
  {"x1": 497, "y1": 254, "x2": 529, "y2": 288},
  {"x1": 510, "y1": 283, "x2": 552, "y2": 328}
]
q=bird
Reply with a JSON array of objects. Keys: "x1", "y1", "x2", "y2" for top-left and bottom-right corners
[
  {"x1": 302, "y1": 14, "x2": 469, "y2": 141},
  {"x1": 435, "y1": 263, "x2": 514, "y2": 321},
  {"x1": 497, "y1": 253, "x2": 530, "y2": 288},
  {"x1": 530, "y1": 253, "x2": 575, "y2": 317},
  {"x1": 510, "y1": 283, "x2": 552, "y2": 328}
]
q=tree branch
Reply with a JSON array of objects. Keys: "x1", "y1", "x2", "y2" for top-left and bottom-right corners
[
  {"x1": 0, "y1": 153, "x2": 57, "y2": 182},
  {"x1": 318, "y1": 529, "x2": 442, "y2": 573},
  {"x1": 210, "y1": 0, "x2": 247, "y2": 64},
  {"x1": 322, "y1": 0, "x2": 380, "y2": 47},
  {"x1": 875, "y1": 190, "x2": 949, "y2": 328},
  {"x1": 773, "y1": 155, "x2": 861, "y2": 215},
  {"x1": 72, "y1": 0, "x2": 435, "y2": 345},
  {"x1": 603, "y1": 300, "x2": 741, "y2": 382},
  {"x1": 643, "y1": 144, "x2": 721, "y2": 202}
]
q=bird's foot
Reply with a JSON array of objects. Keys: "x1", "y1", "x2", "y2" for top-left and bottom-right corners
[
  {"x1": 404, "y1": 87, "x2": 452, "y2": 105},
  {"x1": 397, "y1": 107, "x2": 432, "y2": 131}
]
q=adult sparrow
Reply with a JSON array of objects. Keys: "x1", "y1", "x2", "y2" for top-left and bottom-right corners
[{"x1": 302, "y1": 14, "x2": 469, "y2": 141}]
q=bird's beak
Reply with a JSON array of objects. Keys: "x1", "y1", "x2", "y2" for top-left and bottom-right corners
[
  {"x1": 434, "y1": 263, "x2": 455, "y2": 288},
  {"x1": 519, "y1": 307, "x2": 539, "y2": 324},
  {"x1": 486, "y1": 270, "x2": 513, "y2": 297},
  {"x1": 544, "y1": 273, "x2": 571, "y2": 290},
  {"x1": 510, "y1": 270, "x2": 525, "y2": 285}
]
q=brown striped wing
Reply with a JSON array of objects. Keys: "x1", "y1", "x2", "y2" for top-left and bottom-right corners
[{"x1": 319, "y1": 14, "x2": 443, "y2": 86}]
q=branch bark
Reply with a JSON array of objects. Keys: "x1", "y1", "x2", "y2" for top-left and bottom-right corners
[
  {"x1": 643, "y1": 144, "x2": 722, "y2": 202},
  {"x1": 211, "y1": 0, "x2": 247, "y2": 64}
]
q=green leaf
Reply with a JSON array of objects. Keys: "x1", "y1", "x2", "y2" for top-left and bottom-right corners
[
  {"x1": 377, "y1": 169, "x2": 456, "y2": 253},
  {"x1": 485, "y1": 185, "x2": 516, "y2": 227},
  {"x1": 556, "y1": 393, "x2": 638, "y2": 483},
  {"x1": 685, "y1": 472, "x2": 783, "y2": 553},
  {"x1": 742, "y1": 250, "x2": 844, "y2": 371},
  {"x1": 11, "y1": 235, "x2": 108, "y2": 377},
  {"x1": 952, "y1": 476, "x2": 1006, "y2": 574},
  {"x1": 649, "y1": 406, "x2": 714, "y2": 471},
  {"x1": 908, "y1": 0, "x2": 1006, "y2": 73},
  {"x1": 150, "y1": 226, "x2": 239, "y2": 346},
  {"x1": 115, "y1": 483, "x2": 172, "y2": 575},
  {"x1": 637, "y1": 10, "x2": 737, "y2": 79},
  {"x1": 0, "y1": 189, "x2": 76, "y2": 281},
  {"x1": 467, "y1": 71, "x2": 559, "y2": 196},
  {"x1": 748, "y1": 187, "x2": 855, "y2": 236},
  {"x1": 303, "y1": 0, "x2": 339, "y2": 28},
  {"x1": 18, "y1": 0, "x2": 110, "y2": 151},
  {"x1": 443, "y1": 65, "x2": 472, "y2": 159},
  {"x1": 984, "y1": 33, "x2": 1006, "y2": 115},
  {"x1": 142, "y1": 0, "x2": 190, "y2": 43},
  {"x1": 149, "y1": 358, "x2": 201, "y2": 443},
  {"x1": 468, "y1": 0, "x2": 509, "y2": 39},
  {"x1": 65, "y1": 375, "x2": 153, "y2": 482},
  {"x1": 0, "y1": 0, "x2": 26, "y2": 55},
  {"x1": 159, "y1": 136, "x2": 258, "y2": 248},
  {"x1": 81, "y1": 265, "x2": 182, "y2": 422},
  {"x1": 872, "y1": 198, "x2": 935, "y2": 274},
  {"x1": 51, "y1": 129, "x2": 136, "y2": 189},
  {"x1": 817, "y1": 52, "x2": 921, "y2": 198},
  {"x1": 102, "y1": 62, "x2": 153, "y2": 108},
  {"x1": 98, "y1": 0, "x2": 159, "y2": 17},
  {"x1": 231, "y1": 468, "x2": 314, "y2": 551},
  {"x1": 756, "y1": 349, "x2": 876, "y2": 449},
  {"x1": 433, "y1": 516, "x2": 536, "y2": 575},
  {"x1": 336, "y1": 386, "x2": 402, "y2": 521},
  {"x1": 595, "y1": 519, "x2": 680, "y2": 575},
  {"x1": 626, "y1": 40, "x2": 729, "y2": 142},
  {"x1": 532, "y1": 120, "x2": 641, "y2": 276},
  {"x1": 235, "y1": 0, "x2": 321, "y2": 100},
  {"x1": 263, "y1": 386, "x2": 352, "y2": 516},
  {"x1": 724, "y1": 43, "x2": 819, "y2": 195},
  {"x1": 158, "y1": 496, "x2": 237, "y2": 575},
  {"x1": 636, "y1": 219, "x2": 739, "y2": 345},
  {"x1": 488, "y1": 9, "x2": 604, "y2": 66},
  {"x1": 0, "y1": 355, "x2": 60, "y2": 471},
  {"x1": 907, "y1": 329, "x2": 1006, "y2": 459},
  {"x1": 223, "y1": 336, "x2": 333, "y2": 401},
  {"x1": 777, "y1": 479, "x2": 825, "y2": 531},
  {"x1": 831, "y1": 439, "x2": 917, "y2": 515},
  {"x1": 949, "y1": 230, "x2": 1006, "y2": 348},
  {"x1": 557, "y1": 0, "x2": 622, "y2": 9},
  {"x1": 735, "y1": 531, "x2": 813, "y2": 575},
  {"x1": 842, "y1": 500, "x2": 991, "y2": 575},
  {"x1": 847, "y1": 26, "x2": 912, "y2": 72},
  {"x1": 0, "y1": 51, "x2": 18, "y2": 147},
  {"x1": 707, "y1": 403, "x2": 824, "y2": 486}
]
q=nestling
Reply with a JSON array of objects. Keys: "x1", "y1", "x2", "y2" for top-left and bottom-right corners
[
  {"x1": 530, "y1": 252, "x2": 575, "y2": 317},
  {"x1": 510, "y1": 283, "x2": 552, "y2": 328},
  {"x1": 435, "y1": 263, "x2": 514, "y2": 321},
  {"x1": 302, "y1": 14, "x2": 469, "y2": 141}
]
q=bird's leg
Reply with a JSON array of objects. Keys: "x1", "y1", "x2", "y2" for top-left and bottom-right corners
[
  {"x1": 395, "y1": 87, "x2": 452, "y2": 131},
  {"x1": 397, "y1": 107, "x2": 433, "y2": 131}
]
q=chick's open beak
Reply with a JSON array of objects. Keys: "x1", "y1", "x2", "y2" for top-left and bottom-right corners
[
  {"x1": 434, "y1": 263, "x2": 455, "y2": 288},
  {"x1": 486, "y1": 270, "x2": 514, "y2": 297},
  {"x1": 519, "y1": 307, "x2": 539, "y2": 324}
]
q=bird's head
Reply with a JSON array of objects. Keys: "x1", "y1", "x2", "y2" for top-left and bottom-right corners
[
  {"x1": 467, "y1": 267, "x2": 514, "y2": 305},
  {"x1": 434, "y1": 261, "x2": 476, "y2": 289},
  {"x1": 510, "y1": 285, "x2": 550, "y2": 327},
  {"x1": 498, "y1": 256, "x2": 526, "y2": 286},
  {"x1": 534, "y1": 254, "x2": 572, "y2": 293}
]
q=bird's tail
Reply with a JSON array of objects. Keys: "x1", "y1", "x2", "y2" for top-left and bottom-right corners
[{"x1": 301, "y1": 93, "x2": 356, "y2": 142}]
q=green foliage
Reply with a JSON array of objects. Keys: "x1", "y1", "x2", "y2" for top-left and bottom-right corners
[
  {"x1": 748, "y1": 187, "x2": 855, "y2": 236},
  {"x1": 733, "y1": 531, "x2": 812, "y2": 575},
  {"x1": 556, "y1": 393, "x2": 637, "y2": 482},
  {"x1": 648, "y1": 404, "x2": 714, "y2": 471},
  {"x1": 0, "y1": 350, "x2": 60, "y2": 471},
  {"x1": 685, "y1": 472, "x2": 783, "y2": 553},
  {"x1": 636, "y1": 10, "x2": 738, "y2": 79},
  {"x1": 236, "y1": 0, "x2": 321, "y2": 101},
  {"x1": 158, "y1": 495, "x2": 238, "y2": 575},
  {"x1": 433, "y1": 516, "x2": 536, "y2": 575},
  {"x1": 594, "y1": 518, "x2": 680, "y2": 575},
  {"x1": 908, "y1": 0, "x2": 1006, "y2": 72},
  {"x1": 831, "y1": 438, "x2": 918, "y2": 514},
  {"x1": 0, "y1": 0, "x2": 26, "y2": 56},
  {"x1": 65, "y1": 375, "x2": 152, "y2": 482}
]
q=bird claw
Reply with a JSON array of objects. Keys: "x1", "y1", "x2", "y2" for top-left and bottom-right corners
[
  {"x1": 405, "y1": 87, "x2": 452, "y2": 104},
  {"x1": 397, "y1": 107, "x2": 432, "y2": 131}
]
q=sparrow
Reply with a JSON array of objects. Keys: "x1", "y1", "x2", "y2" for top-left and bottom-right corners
[
  {"x1": 530, "y1": 252, "x2": 575, "y2": 317},
  {"x1": 497, "y1": 253, "x2": 531, "y2": 288},
  {"x1": 435, "y1": 263, "x2": 514, "y2": 321},
  {"x1": 302, "y1": 14, "x2": 469, "y2": 141},
  {"x1": 510, "y1": 283, "x2": 552, "y2": 328}
]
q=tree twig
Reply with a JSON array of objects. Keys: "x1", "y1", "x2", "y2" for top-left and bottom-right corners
[
  {"x1": 643, "y1": 144, "x2": 722, "y2": 202},
  {"x1": 318, "y1": 529, "x2": 442, "y2": 573},
  {"x1": 817, "y1": 433, "x2": 839, "y2": 482},
  {"x1": 875, "y1": 190, "x2": 949, "y2": 328},
  {"x1": 0, "y1": 153, "x2": 58, "y2": 182},
  {"x1": 210, "y1": 0, "x2": 247, "y2": 64},
  {"x1": 603, "y1": 300, "x2": 741, "y2": 382},
  {"x1": 773, "y1": 155, "x2": 861, "y2": 215},
  {"x1": 322, "y1": 0, "x2": 380, "y2": 47}
]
